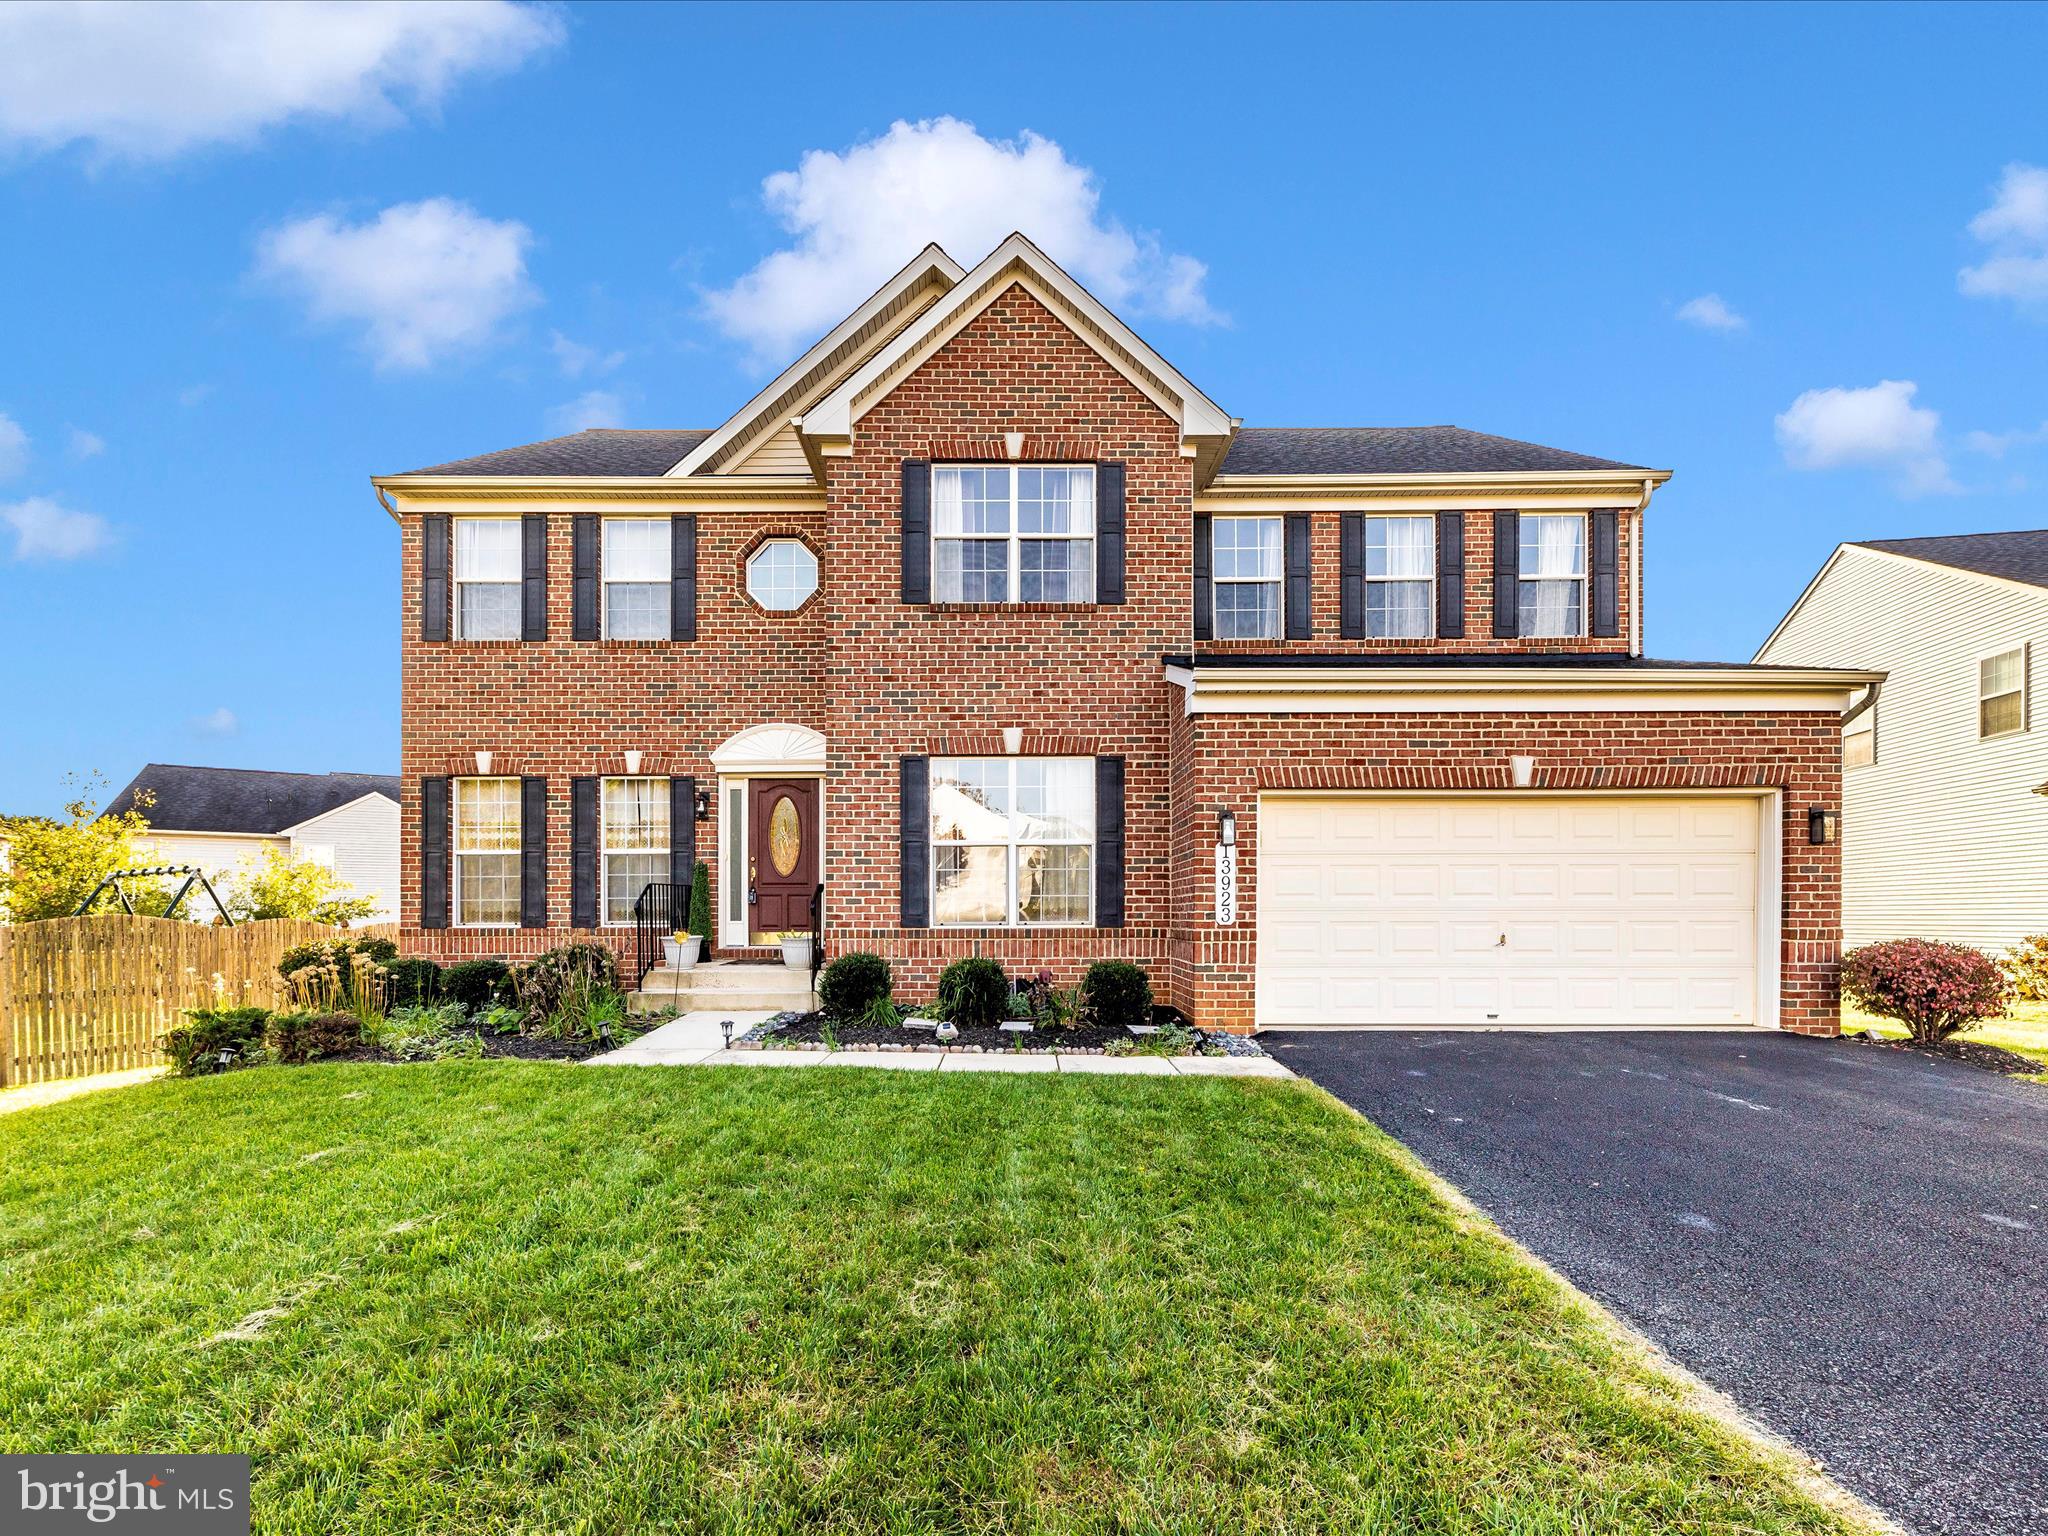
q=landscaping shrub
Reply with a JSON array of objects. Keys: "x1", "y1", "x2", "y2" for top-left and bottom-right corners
[
  {"x1": 687, "y1": 859, "x2": 714, "y2": 944},
  {"x1": 373, "y1": 1002, "x2": 479, "y2": 1061},
  {"x1": 2003, "y1": 934, "x2": 2048, "y2": 1002},
  {"x1": 935, "y1": 956, "x2": 1008, "y2": 1028},
  {"x1": 513, "y1": 942, "x2": 620, "y2": 1031},
  {"x1": 538, "y1": 976, "x2": 630, "y2": 1042},
  {"x1": 162, "y1": 1006, "x2": 269, "y2": 1076},
  {"x1": 440, "y1": 958, "x2": 511, "y2": 1012},
  {"x1": 818, "y1": 951, "x2": 892, "y2": 1020},
  {"x1": 1841, "y1": 939, "x2": 2009, "y2": 1044},
  {"x1": 383, "y1": 956, "x2": 443, "y2": 1008},
  {"x1": 278, "y1": 936, "x2": 398, "y2": 1009},
  {"x1": 266, "y1": 1010, "x2": 362, "y2": 1065},
  {"x1": 1081, "y1": 961, "x2": 1154, "y2": 1031},
  {"x1": 1019, "y1": 969, "x2": 1080, "y2": 1029}
]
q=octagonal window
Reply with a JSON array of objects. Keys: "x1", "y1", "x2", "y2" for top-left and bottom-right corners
[{"x1": 745, "y1": 539, "x2": 819, "y2": 611}]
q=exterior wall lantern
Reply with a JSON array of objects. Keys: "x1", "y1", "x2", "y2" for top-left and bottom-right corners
[
  {"x1": 695, "y1": 788, "x2": 712, "y2": 823},
  {"x1": 1217, "y1": 809, "x2": 1236, "y2": 846},
  {"x1": 1808, "y1": 807, "x2": 1841, "y2": 845}
]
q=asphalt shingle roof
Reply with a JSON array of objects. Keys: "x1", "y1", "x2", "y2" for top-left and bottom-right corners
[
  {"x1": 1853, "y1": 530, "x2": 2048, "y2": 591},
  {"x1": 107, "y1": 765, "x2": 400, "y2": 835},
  {"x1": 398, "y1": 429, "x2": 714, "y2": 478},
  {"x1": 1217, "y1": 426, "x2": 1648, "y2": 476}
]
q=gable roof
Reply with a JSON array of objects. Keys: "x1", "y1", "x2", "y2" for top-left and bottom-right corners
[
  {"x1": 1850, "y1": 530, "x2": 2048, "y2": 591},
  {"x1": 397, "y1": 429, "x2": 712, "y2": 479},
  {"x1": 1217, "y1": 426, "x2": 1648, "y2": 477},
  {"x1": 108, "y1": 765, "x2": 399, "y2": 836}
]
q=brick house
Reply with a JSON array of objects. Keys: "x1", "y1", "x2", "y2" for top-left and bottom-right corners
[{"x1": 374, "y1": 234, "x2": 1878, "y2": 1033}]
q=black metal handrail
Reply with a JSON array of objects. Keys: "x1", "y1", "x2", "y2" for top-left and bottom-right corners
[
  {"x1": 632, "y1": 881, "x2": 676, "y2": 987},
  {"x1": 808, "y1": 881, "x2": 824, "y2": 991}
]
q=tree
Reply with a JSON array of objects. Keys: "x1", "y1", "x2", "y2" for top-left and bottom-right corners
[
  {"x1": 0, "y1": 775, "x2": 169, "y2": 921},
  {"x1": 223, "y1": 846, "x2": 378, "y2": 926}
]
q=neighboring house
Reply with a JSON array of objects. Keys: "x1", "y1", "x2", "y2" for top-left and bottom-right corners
[
  {"x1": 1758, "y1": 531, "x2": 2048, "y2": 954},
  {"x1": 373, "y1": 234, "x2": 1875, "y2": 1033},
  {"x1": 106, "y1": 765, "x2": 401, "y2": 922}
]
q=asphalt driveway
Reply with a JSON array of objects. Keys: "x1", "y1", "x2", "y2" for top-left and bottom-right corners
[{"x1": 1264, "y1": 1029, "x2": 2047, "y2": 1536}]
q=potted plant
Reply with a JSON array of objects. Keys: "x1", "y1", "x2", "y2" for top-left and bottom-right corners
[
  {"x1": 687, "y1": 859, "x2": 713, "y2": 964},
  {"x1": 664, "y1": 930, "x2": 700, "y2": 969},
  {"x1": 778, "y1": 930, "x2": 814, "y2": 970}
]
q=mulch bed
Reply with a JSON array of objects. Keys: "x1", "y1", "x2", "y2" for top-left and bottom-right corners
[
  {"x1": 318, "y1": 1032, "x2": 606, "y2": 1065},
  {"x1": 749, "y1": 1006, "x2": 1265, "y2": 1058},
  {"x1": 1842, "y1": 1031, "x2": 2045, "y2": 1078}
]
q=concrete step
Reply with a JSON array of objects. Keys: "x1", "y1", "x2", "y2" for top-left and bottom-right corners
[{"x1": 632, "y1": 962, "x2": 814, "y2": 1017}]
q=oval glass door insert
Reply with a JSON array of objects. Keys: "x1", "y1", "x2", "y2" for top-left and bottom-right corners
[{"x1": 768, "y1": 795, "x2": 801, "y2": 877}]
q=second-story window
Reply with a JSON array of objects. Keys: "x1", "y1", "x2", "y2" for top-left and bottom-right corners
[
  {"x1": 932, "y1": 465, "x2": 1095, "y2": 603},
  {"x1": 1517, "y1": 514, "x2": 1586, "y2": 638},
  {"x1": 603, "y1": 519, "x2": 671, "y2": 640},
  {"x1": 1213, "y1": 516, "x2": 1283, "y2": 640},
  {"x1": 1980, "y1": 646, "x2": 2027, "y2": 739},
  {"x1": 455, "y1": 518, "x2": 522, "y2": 641},
  {"x1": 1366, "y1": 516, "x2": 1435, "y2": 638}
]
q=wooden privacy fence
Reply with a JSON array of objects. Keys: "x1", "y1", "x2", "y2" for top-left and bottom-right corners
[{"x1": 0, "y1": 916, "x2": 399, "y2": 1087}]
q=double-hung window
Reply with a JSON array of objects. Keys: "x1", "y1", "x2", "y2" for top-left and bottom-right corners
[
  {"x1": 453, "y1": 777, "x2": 521, "y2": 927},
  {"x1": 931, "y1": 757, "x2": 1093, "y2": 926},
  {"x1": 932, "y1": 465, "x2": 1095, "y2": 603},
  {"x1": 454, "y1": 518, "x2": 522, "y2": 641},
  {"x1": 1980, "y1": 646, "x2": 2027, "y2": 739},
  {"x1": 601, "y1": 776, "x2": 669, "y2": 925},
  {"x1": 603, "y1": 519, "x2": 671, "y2": 640},
  {"x1": 1365, "y1": 515, "x2": 1435, "y2": 638},
  {"x1": 1517, "y1": 514, "x2": 1586, "y2": 638},
  {"x1": 1212, "y1": 516, "x2": 1283, "y2": 639}
]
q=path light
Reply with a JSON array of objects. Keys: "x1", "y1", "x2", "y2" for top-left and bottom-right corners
[
  {"x1": 720, "y1": 1018, "x2": 734, "y2": 1049},
  {"x1": 1808, "y1": 807, "x2": 1840, "y2": 845}
]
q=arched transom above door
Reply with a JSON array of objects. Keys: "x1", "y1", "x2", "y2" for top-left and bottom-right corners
[{"x1": 709, "y1": 723, "x2": 828, "y2": 777}]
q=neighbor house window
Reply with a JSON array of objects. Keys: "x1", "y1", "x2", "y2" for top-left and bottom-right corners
[
  {"x1": 932, "y1": 465, "x2": 1095, "y2": 603},
  {"x1": 745, "y1": 539, "x2": 819, "y2": 610},
  {"x1": 1213, "y1": 516, "x2": 1283, "y2": 639},
  {"x1": 601, "y1": 776, "x2": 669, "y2": 925},
  {"x1": 602, "y1": 518, "x2": 670, "y2": 640},
  {"x1": 1518, "y1": 514, "x2": 1586, "y2": 637},
  {"x1": 1844, "y1": 709, "x2": 1875, "y2": 769},
  {"x1": 1366, "y1": 515, "x2": 1435, "y2": 638},
  {"x1": 930, "y1": 757, "x2": 1093, "y2": 926},
  {"x1": 454, "y1": 518, "x2": 522, "y2": 641},
  {"x1": 453, "y1": 777, "x2": 521, "y2": 927},
  {"x1": 1980, "y1": 647, "x2": 2027, "y2": 739}
]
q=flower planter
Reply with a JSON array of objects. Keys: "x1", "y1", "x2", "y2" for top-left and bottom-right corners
[
  {"x1": 664, "y1": 935, "x2": 703, "y2": 969},
  {"x1": 780, "y1": 936, "x2": 814, "y2": 971}
]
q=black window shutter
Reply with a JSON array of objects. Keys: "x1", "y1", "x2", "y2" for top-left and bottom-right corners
[
  {"x1": 670, "y1": 776, "x2": 696, "y2": 903},
  {"x1": 671, "y1": 515, "x2": 697, "y2": 642},
  {"x1": 1436, "y1": 511, "x2": 1466, "y2": 639},
  {"x1": 1492, "y1": 510, "x2": 1519, "y2": 639},
  {"x1": 1095, "y1": 756, "x2": 1126, "y2": 929},
  {"x1": 572, "y1": 515, "x2": 598, "y2": 641},
  {"x1": 900, "y1": 460, "x2": 931, "y2": 603},
  {"x1": 899, "y1": 756, "x2": 929, "y2": 928},
  {"x1": 1095, "y1": 461, "x2": 1126, "y2": 604},
  {"x1": 520, "y1": 515, "x2": 547, "y2": 641},
  {"x1": 419, "y1": 777, "x2": 449, "y2": 929},
  {"x1": 1590, "y1": 509, "x2": 1620, "y2": 638},
  {"x1": 520, "y1": 777, "x2": 547, "y2": 928},
  {"x1": 421, "y1": 515, "x2": 450, "y2": 642},
  {"x1": 1339, "y1": 513, "x2": 1365, "y2": 639},
  {"x1": 571, "y1": 777, "x2": 598, "y2": 929},
  {"x1": 1192, "y1": 514, "x2": 1213, "y2": 641},
  {"x1": 1284, "y1": 514, "x2": 1313, "y2": 640}
]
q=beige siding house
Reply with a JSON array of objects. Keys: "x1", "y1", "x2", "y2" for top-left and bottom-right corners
[{"x1": 1757, "y1": 532, "x2": 2048, "y2": 952}]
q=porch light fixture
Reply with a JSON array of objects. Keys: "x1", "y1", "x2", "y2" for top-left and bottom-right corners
[
  {"x1": 624, "y1": 750, "x2": 642, "y2": 774},
  {"x1": 695, "y1": 788, "x2": 712, "y2": 822},
  {"x1": 474, "y1": 750, "x2": 493, "y2": 775},
  {"x1": 1509, "y1": 755, "x2": 1535, "y2": 788},
  {"x1": 1808, "y1": 807, "x2": 1840, "y2": 845},
  {"x1": 1217, "y1": 809, "x2": 1236, "y2": 847}
]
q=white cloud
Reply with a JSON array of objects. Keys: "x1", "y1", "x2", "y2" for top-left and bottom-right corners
[
  {"x1": 703, "y1": 116, "x2": 1222, "y2": 366},
  {"x1": 0, "y1": 1, "x2": 562, "y2": 163},
  {"x1": 1675, "y1": 293, "x2": 1747, "y2": 332},
  {"x1": 545, "y1": 390, "x2": 626, "y2": 434},
  {"x1": 2, "y1": 497, "x2": 114, "y2": 560},
  {"x1": 1775, "y1": 380, "x2": 1956, "y2": 496},
  {"x1": 0, "y1": 412, "x2": 26, "y2": 478},
  {"x1": 66, "y1": 427, "x2": 105, "y2": 460},
  {"x1": 550, "y1": 331, "x2": 624, "y2": 379},
  {"x1": 190, "y1": 707, "x2": 239, "y2": 737},
  {"x1": 1959, "y1": 163, "x2": 2048, "y2": 312},
  {"x1": 177, "y1": 384, "x2": 213, "y2": 409},
  {"x1": 1965, "y1": 420, "x2": 2048, "y2": 458},
  {"x1": 257, "y1": 198, "x2": 538, "y2": 371}
]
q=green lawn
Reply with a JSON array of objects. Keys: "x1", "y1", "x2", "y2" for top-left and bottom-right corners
[
  {"x1": 0, "y1": 1065, "x2": 1867, "y2": 1535},
  {"x1": 1842, "y1": 997, "x2": 2048, "y2": 1068}
]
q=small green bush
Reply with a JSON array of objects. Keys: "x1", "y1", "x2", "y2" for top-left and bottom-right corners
[
  {"x1": 687, "y1": 860, "x2": 714, "y2": 943},
  {"x1": 162, "y1": 1006, "x2": 269, "y2": 1076},
  {"x1": 266, "y1": 1011, "x2": 362, "y2": 1065},
  {"x1": 441, "y1": 958, "x2": 511, "y2": 1012},
  {"x1": 373, "y1": 1002, "x2": 478, "y2": 1061},
  {"x1": 818, "y1": 951, "x2": 892, "y2": 1019},
  {"x1": 384, "y1": 957, "x2": 443, "y2": 1008},
  {"x1": 936, "y1": 956, "x2": 1008, "y2": 1028},
  {"x1": 513, "y1": 942, "x2": 621, "y2": 1032},
  {"x1": 1081, "y1": 961, "x2": 1153, "y2": 1031}
]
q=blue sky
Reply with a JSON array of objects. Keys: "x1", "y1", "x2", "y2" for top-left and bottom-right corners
[{"x1": 2, "y1": 1, "x2": 2045, "y2": 814}]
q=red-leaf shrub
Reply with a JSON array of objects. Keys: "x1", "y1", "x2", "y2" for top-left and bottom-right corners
[{"x1": 1840, "y1": 939, "x2": 2009, "y2": 1044}]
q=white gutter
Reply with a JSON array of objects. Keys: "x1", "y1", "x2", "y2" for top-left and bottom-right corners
[{"x1": 1631, "y1": 475, "x2": 1655, "y2": 657}]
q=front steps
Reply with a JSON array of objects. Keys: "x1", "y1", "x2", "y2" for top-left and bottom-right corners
[{"x1": 630, "y1": 958, "x2": 815, "y2": 1016}]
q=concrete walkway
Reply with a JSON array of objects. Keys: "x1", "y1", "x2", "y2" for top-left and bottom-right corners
[{"x1": 589, "y1": 1012, "x2": 1292, "y2": 1077}]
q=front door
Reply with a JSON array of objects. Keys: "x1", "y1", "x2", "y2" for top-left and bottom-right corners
[{"x1": 748, "y1": 778, "x2": 819, "y2": 936}]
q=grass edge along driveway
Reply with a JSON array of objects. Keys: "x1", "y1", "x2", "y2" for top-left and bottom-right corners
[{"x1": 0, "y1": 1064, "x2": 1882, "y2": 1535}]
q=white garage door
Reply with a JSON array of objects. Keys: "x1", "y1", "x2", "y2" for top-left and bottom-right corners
[{"x1": 1256, "y1": 795, "x2": 1764, "y2": 1028}]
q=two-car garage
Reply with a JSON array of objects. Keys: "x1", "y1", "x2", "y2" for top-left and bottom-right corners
[{"x1": 1254, "y1": 794, "x2": 1776, "y2": 1029}]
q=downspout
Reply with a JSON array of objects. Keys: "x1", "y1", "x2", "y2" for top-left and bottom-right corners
[
  {"x1": 1841, "y1": 676, "x2": 1883, "y2": 727},
  {"x1": 1630, "y1": 476, "x2": 1654, "y2": 657},
  {"x1": 374, "y1": 482, "x2": 400, "y2": 522}
]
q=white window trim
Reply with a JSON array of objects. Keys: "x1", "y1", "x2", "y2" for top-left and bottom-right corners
[
  {"x1": 601, "y1": 517, "x2": 672, "y2": 642},
  {"x1": 1977, "y1": 642, "x2": 2029, "y2": 740},
  {"x1": 452, "y1": 776, "x2": 521, "y2": 930},
  {"x1": 599, "y1": 776, "x2": 670, "y2": 928},
  {"x1": 1212, "y1": 515, "x2": 1285, "y2": 641},
  {"x1": 930, "y1": 756, "x2": 1095, "y2": 928},
  {"x1": 1517, "y1": 511, "x2": 1589, "y2": 640},
  {"x1": 1364, "y1": 514, "x2": 1437, "y2": 640},
  {"x1": 453, "y1": 517, "x2": 522, "y2": 643},
  {"x1": 930, "y1": 463, "x2": 1097, "y2": 605}
]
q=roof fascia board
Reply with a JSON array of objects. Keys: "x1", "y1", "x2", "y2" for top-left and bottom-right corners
[
  {"x1": 1208, "y1": 467, "x2": 1673, "y2": 491},
  {"x1": 1178, "y1": 662, "x2": 1882, "y2": 716},
  {"x1": 373, "y1": 476, "x2": 826, "y2": 512},
  {"x1": 1198, "y1": 481, "x2": 1661, "y2": 513}
]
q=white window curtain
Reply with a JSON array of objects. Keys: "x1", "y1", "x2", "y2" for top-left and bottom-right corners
[
  {"x1": 603, "y1": 519, "x2": 671, "y2": 640},
  {"x1": 453, "y1": 777, "x2": 521, "y2": 927},
  {"x1": 1213, "y1": 517, "x2": 1283, "y2": 639},
  {"x1": 455, "y1": 519, "x2": 522, "y2": 641},
  {"x1": 930, "y1": 757, "x2": 1093, "y2": 926},
  {"x1": 1517, "y1": 515, "x2": 1585, "y2": 638},
  {"x1": 1365, "y1": 516, "x2": 1434, "y2": 638},
  {"x1": 601, "y1": 777, "x2": 670, "y2": 925},
  {"x1": 932, "y1": 465, "x2": 1094, "y2": 603}
]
